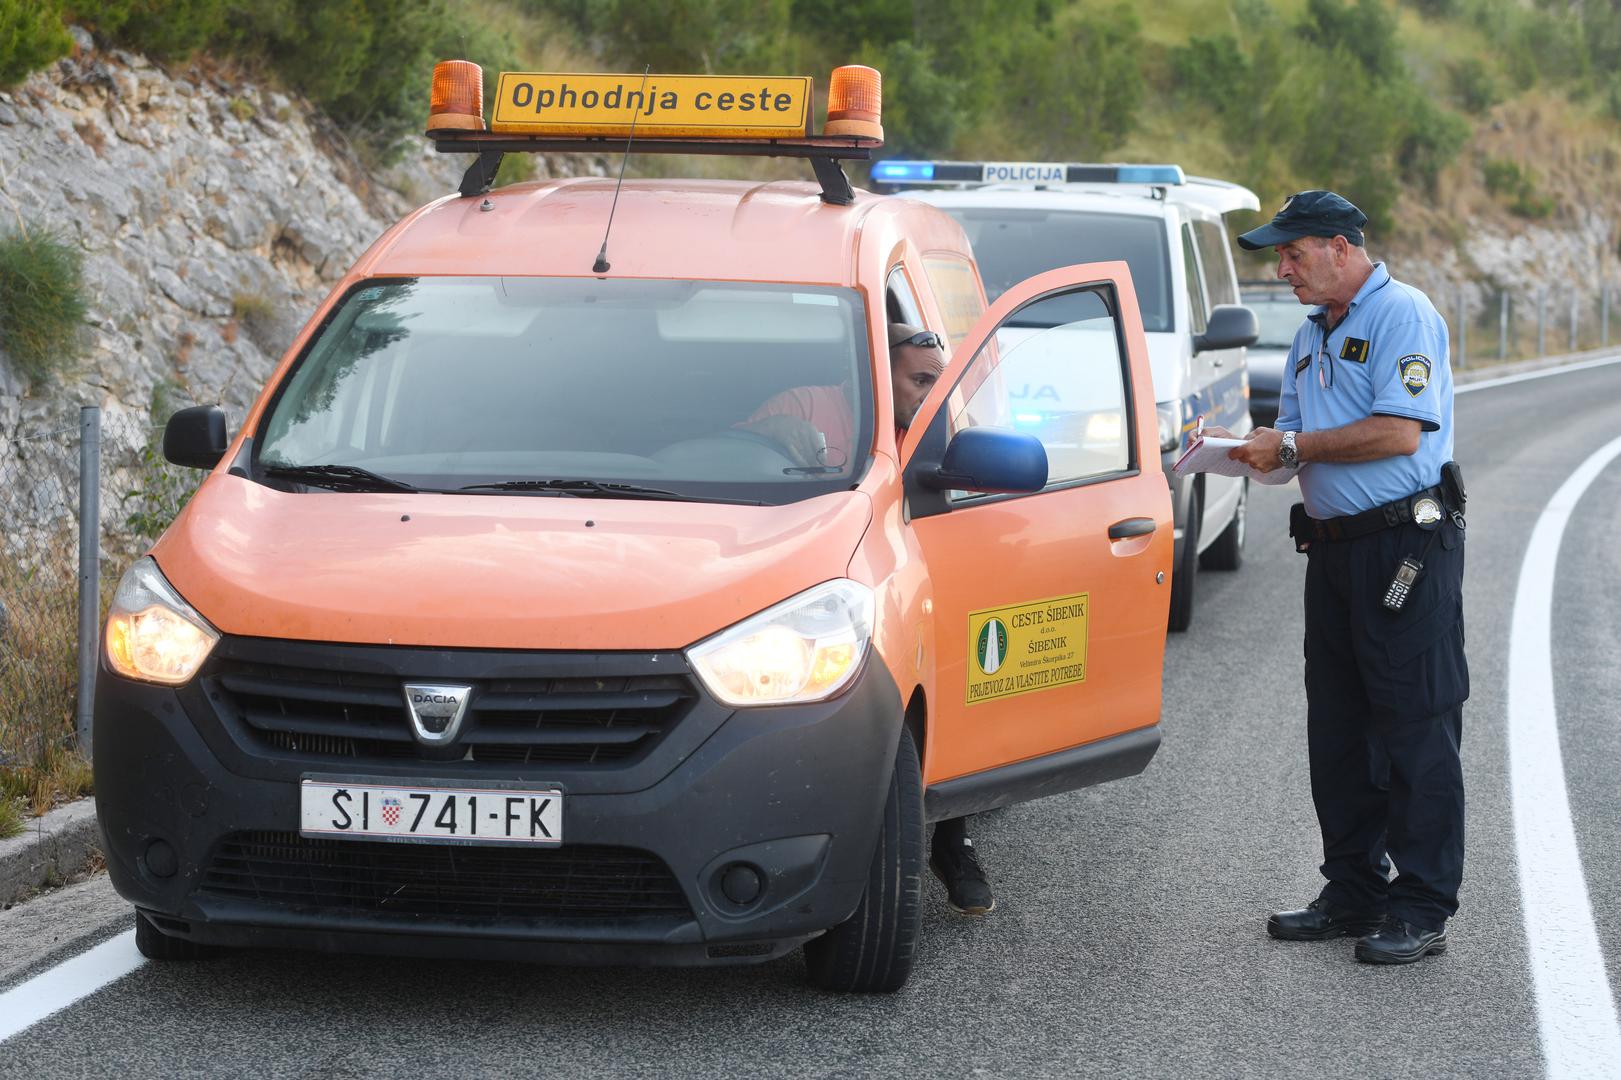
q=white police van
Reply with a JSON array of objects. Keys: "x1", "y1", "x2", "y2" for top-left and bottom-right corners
[{"x1": 880, "y1": 162, "x2": 1259, "y2": 631}]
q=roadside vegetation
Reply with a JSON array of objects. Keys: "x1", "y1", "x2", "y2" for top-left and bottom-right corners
[
  {"x1": 0, "y1": 227, "x2": 88, "y2": 387},
  {"x1": 4, "y1": 1, "x2": 1620, "y2": 240}
]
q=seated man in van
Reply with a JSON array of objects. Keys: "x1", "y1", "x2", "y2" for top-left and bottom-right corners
[
  {"x1": 741, "y1": 323, "x2": 996, "y2": 915},
  {"x1": 741, "y1": 322, "x2": 945, "y2": 468}
]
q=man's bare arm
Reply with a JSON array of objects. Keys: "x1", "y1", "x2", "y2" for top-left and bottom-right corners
[{"x1": 1226, "y1": 416, "x2": 1421, "y2": 472}]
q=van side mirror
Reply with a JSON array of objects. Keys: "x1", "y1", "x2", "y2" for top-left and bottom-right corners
[
  {"x1": 919, "y1": 427, "x2": 1048, "y2": 493},
  {"x1": 163, "y1": 405, "x2": 229, "y2": 469},
  {"x1": 1194, "y1": 304, "x2": 1259, "y2": 353}
]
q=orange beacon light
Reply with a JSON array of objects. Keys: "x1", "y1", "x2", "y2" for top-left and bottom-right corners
[
  {"x1": 428, "y1": 60, "x2": 485, "y2": 131},
  {"x1": 823, "y1": 65, "x2": 882, "y2": 141}
]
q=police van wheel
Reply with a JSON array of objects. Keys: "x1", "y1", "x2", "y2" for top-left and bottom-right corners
[
  {"x1": 1168, "y1": 486, "x2": 1200, "y2": 633},
  {"x1": 803, "y1": 727, "x2": 923, "y2": 993},
  {"x1": 1200, "y1": 478, "x2": 1246, "y2": 572},
  {"x1": 134, "y1": 910, "x2": 218, "y2": 961}
]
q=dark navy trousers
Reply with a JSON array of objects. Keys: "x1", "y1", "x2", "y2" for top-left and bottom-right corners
[{"x1": 1302, "y1": 517, "x2": 1468, "y2": 932}]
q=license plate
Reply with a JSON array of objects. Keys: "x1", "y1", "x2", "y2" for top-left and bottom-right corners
[{"x1": 299, "y1": 779, "x2": 562, "y2": 846}]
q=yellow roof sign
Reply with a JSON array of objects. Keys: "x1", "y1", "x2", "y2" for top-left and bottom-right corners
[{"x1": 491, "y1": 73, "x2": 813, "y2": 139}]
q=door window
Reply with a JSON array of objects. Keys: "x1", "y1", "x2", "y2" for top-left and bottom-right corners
[
  {"x1": 1193, "y1": 220, "x2": 1238, "y2": 306},
  {"x1": 946, "y1": 286, "x2": 1131, "y2": 499},
  {"x1": 1181, "y1": 223, "x2": 1208, "y2": 334},
  {"x1": 922, "y1": 253, "x2": 986, "y2": 349}
]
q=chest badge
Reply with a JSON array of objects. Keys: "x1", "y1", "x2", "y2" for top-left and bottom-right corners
[
  {"x1": 1400, "y1": 354, "x2": 1432, "y2": 396},
  {"x1": 1294, "y1": 355, "x2": 1309, "y2": 375},
  {"x1": 1340, "y1": 337, "x2": 1370, "y2": 363}
]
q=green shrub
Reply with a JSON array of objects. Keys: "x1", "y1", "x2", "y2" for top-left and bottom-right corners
[
  {"x1": 860, "y1": 39, "x2": 962, "y2": 157},
  {"x1": 996, "y1": 4, "x2": 1144, "y2": 159},
  {"x1": 1170, "y1": 34, "x2": 1250, "y2": 105},
  {"x1": 1396, "y1": 94, "x2": 1469, "y2": 192},
  {"x1": 0, "y1": 0, "x2": 73, "y2": 87},
  {"x1": 1482, "y1": 157, "x2": 1522, "y2": 196},
  {"x1": 1449, "y1": 57, "x2": 1499, "y2": 115},
  {"x1": 0, "y1": 228, "x2": 87, "y2": 387},
  {"x1": 69, "y1": 0, "x2": 229, "y2": 59}
]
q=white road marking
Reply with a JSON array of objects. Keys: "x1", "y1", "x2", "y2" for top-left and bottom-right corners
[
  {"x1": 1508, "y1": 433, "x2": 1621, "y2": 1079},
  {"x1": 1457, "y1": 352, "x2": 1621, "y2": 395},
  {"x1": 0, "y1": 929, "x2": 145, "y2": 1043}
]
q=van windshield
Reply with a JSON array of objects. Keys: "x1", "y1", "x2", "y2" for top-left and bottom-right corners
[
  {"x1": 256, "y1": 277, "x2": 873, "y2": 504},
  {"x1": 945, "y1": 209, "x2": 1173, "y2": 333}
]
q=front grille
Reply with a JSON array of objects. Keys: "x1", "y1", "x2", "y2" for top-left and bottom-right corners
[
  {"x1": 206, "y1": 657, "x2": 697, "y2": 766},
  {"x1": 199, "y1": 831, "x2": 691, "y2": 920}
]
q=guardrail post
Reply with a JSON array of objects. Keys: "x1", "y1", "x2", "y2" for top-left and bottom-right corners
[
  {"x1": 76, "y1": 405, "x2": 101, "y2": 756},
  {"x1": 1537, "y1": 288, "x2": 1546, "y2": 356},
  {"x1": 1499, "y1": 291, "x2": 1509, "y2": 360},
  {"x1": 1455, "y1": 289, "x2": 1467, "y2": 368}
]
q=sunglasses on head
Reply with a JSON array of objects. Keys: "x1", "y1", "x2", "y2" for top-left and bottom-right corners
[{"x1": 894, "y1": 331, "x2": 943, "y2": 350}]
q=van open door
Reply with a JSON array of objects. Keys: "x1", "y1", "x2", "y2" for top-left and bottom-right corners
[{"x1": 899, "y1": 263, "x2": 1173, "y2": 820}]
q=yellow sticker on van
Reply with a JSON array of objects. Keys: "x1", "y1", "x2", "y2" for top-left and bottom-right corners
[
  {"x1": 491, "y1": 73, "x2": 813, "y2": 139},
  {"x1": 965, "y1": 593, "x2": 1088, "y2": 705}
]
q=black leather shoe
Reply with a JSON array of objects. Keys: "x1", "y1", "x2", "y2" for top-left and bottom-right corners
[
  {"x1": 1267, "y1": 898, "x2": 1383, "y2": 941},
  {"x1": 1355, "y1": 916, "x2": 1447, "y2": 964},
  {"x1": 929, "y1": 837, "x2": 995, "y2": 915}
]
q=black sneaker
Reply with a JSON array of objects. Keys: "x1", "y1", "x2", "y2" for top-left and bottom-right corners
[{"x1": 930, "y1": 837, "x2": 995, "y2": 915}]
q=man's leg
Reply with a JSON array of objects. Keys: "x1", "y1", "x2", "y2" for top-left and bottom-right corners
[
  {"x1": 1373, "y1": 705, "x2": 1465, "y2": 931},
  {"x1": 1304, "y1": 541, "x2": 1393, "y2": 914},
  {"x1": 930, "y1": 814, "x2": 994, "y2": 915}
]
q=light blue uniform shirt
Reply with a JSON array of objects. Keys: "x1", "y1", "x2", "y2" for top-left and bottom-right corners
[{"x1": 1276, "y1": 263, "x2": 1454, "y2": 519}]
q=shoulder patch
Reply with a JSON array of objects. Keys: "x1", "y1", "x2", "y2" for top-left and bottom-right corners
[
  {"x1": 1295, "y1": 355, "x2": 1309, "y2": 375},
  {"x1": 1340, "y1": 337, "x2": 1370, "y2": 363},
  {"x1": 1400, "y1": 354, "x2": 1431, "y2": 396}
]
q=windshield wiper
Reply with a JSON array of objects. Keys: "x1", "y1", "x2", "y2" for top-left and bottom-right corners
[
  {"x1": 458, "y1": 478, "x2": 759, "y2": 504},
  {"x1": 262, "y1": 463, "x2": 418, "y2": 493}
]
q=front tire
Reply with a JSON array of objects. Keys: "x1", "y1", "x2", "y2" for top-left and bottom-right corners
[
  {"x1": 1200, "y1": 477, "x2": 1246, "y2": 571},
  {"x1": 134, "y1": 910, "x2": 217, "y2": 961},
  {"x1": 1168, "y1": 484, "x2": 1201, "y2": 633},
  {"x1": 803, "y1": 727, "x2": 923, "y2": 993}
]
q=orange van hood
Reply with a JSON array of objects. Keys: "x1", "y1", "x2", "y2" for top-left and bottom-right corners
[{"x1": 152, "y1": 475, "x2": 873, "y2": 650}]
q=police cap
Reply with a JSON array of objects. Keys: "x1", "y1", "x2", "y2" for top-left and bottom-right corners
[{"x1": 1236, "y1": 190, "x2": 1367, "y2": 250}]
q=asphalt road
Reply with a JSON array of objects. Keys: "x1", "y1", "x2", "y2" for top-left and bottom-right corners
[{"x1": 4, "y1": 358, "x2": 1621, "y2": 1079}]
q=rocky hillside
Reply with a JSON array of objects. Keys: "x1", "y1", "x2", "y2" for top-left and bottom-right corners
[{"x1": 0, "y1": 32, "x2": 600, "y2": 547}]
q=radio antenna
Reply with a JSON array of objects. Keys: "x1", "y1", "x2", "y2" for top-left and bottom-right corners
[{"x1": 593, "y1": 66, "x2": 650, "y2": 275}]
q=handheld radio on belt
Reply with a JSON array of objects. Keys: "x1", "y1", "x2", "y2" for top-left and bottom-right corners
[{"x1": 1381, "y1": 462, "x2": 1466, "y2": 612}]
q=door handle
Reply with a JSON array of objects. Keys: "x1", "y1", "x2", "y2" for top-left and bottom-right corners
[{"x1": 1108, "y1": 517, "x2": 1157, "y2": 540}]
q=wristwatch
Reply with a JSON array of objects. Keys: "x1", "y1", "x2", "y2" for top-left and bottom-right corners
[{"x1": 1278, "y1": 430, "x2": 1300, "y2": 469}]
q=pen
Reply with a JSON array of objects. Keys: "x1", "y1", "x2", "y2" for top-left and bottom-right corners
[{"x1": 1194, "y1": 414, "x2": 1204, "y2": 442}]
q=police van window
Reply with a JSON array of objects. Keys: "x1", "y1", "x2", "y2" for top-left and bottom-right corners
[
  {"x1": 1181, "y1": 223, "x2": 1208, "y2": 335},
  {"x1": 945, "y1": 287, "x2": 1130, "y2": 498},
  {"x1": 922, "y1": 253, "x2": 985, "y2": 348},
  {"x1": 886, "y1": 266, "x2": 924, "y2": 328},
  {"x1": 1193, "y1": 220, "x2": 1238, "y2": 307},
  {"x1": 946, "y1": 209, "x2": 1173, "y2": 333},
  {"x1": 256, "y1": 277, "x2": 874, "y2": 506}
]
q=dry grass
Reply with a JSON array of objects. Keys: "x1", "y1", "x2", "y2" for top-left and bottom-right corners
[
  {"x1": 0, "y1": 546, "x2": 96, "y2": 816},
  {"x1": 0, "y1": 796, "x2": 22, "y2": 839}
]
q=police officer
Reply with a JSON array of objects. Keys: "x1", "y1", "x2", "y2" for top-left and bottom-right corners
[{"x1": 1211, "y1": 191, "x2": 1467, "y2": 964}]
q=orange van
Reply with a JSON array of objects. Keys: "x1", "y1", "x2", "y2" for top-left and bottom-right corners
[{"x1": 94, "y1": 64, "x2": 1173, "y2": 992}]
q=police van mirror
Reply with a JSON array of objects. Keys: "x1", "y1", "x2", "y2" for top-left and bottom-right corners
[
  {"x1": 920, "y1": 427, "x2": 1048, "y2": 493},
  {"x1": 1195, "y1": 304, "x2": 1259, "y2": 353},
  {"x1": 163, "y1": 405, "x2": 230, "y2": 470}
]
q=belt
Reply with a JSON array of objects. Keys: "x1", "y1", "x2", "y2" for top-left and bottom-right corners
[{"x1": 1292, "y1": 485, "x2": 1449, "y2": 544}]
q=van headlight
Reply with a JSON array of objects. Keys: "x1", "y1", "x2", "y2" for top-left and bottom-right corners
[
  {"x1": 1156, "y1": 401, "x2": 1184, "y2": 452},
  {"x1": 104, "y1": 557, "x2": 220, "y2": 686},
  {"x1": 687, "y1": 579, "x2": 874, "y2": 707}
]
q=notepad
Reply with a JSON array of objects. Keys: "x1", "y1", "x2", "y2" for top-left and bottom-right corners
[{"x1": 1172, "y1": 436, "x2": 1296, "y2": 486}]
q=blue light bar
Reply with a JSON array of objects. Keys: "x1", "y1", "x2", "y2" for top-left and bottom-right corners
[
  {"x1": 1115, "y1": 165, "x2": 1186, "y2": 185},
  {"x1": 871, "y1": 160, "x2": 935, "y2": 183}
]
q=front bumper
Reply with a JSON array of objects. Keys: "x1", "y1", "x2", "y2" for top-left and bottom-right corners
[{"x1": 94, "y1": 639, "x2": 903, "y2": 966}]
